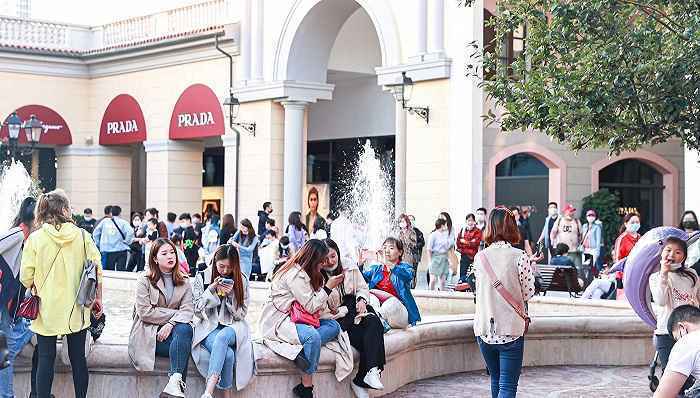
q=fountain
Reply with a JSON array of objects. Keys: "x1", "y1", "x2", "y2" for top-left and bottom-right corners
[
  {"x1": 333, "y1": 140, "x2": 395, "y2": 265},
  {"x1": 0, "y1": 161, "x2": 40, "y2": 232}
]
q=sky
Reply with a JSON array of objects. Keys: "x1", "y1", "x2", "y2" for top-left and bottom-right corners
[{"x1": 31, "y1": 0, "x2": 203, "y2": 25}]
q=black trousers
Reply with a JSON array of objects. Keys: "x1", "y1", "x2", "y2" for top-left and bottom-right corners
[
  {"x1": 347, "y1": 313, "x2": 386, "y2": 386},
  {"x1": 104, "y1": 250, "x2": 128, "y2": 271},
  {"x1": 126, "y1": 249, "x2": 145, "y2": 272},
  {"x1": 36, "y1": 329, "x2": 88, "y2": 398}
]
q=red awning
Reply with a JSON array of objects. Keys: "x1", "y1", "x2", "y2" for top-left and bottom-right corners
[
  {"x1": 99, "y1": 94, "x2": 147, "y2": 145},
  {"x1": 1, "y1": 105, "x2": 72, "y2": 145},
  {"x1": 169, "y1": 83, "x2": 225, "y2": 140}
]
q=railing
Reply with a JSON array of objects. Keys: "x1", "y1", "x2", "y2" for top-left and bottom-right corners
[{"x1": 0, "y1": 0, "x2": 233, "y2": 53}]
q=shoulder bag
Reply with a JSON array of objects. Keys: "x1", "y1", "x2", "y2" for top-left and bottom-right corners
[
  {"x1": 17, "y1": 245, "x2": 62, "y2": 320},
  {"x1": 77, "y1": 230, "x2": 98, "y2": 306},
  {"x1": 478, "y1": 252, "x2": 531, "y2": 334}
]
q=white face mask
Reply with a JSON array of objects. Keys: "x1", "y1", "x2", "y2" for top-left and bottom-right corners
[
  {"x1": 84, "y1": 216, "x2": 92, "y2": 221},
  {"x1": 549, "y1": 208, "x2": 558, "y2": 217},
  {"x1": 476, "y1": 214, "x2": 485, "y2": 222},
  {"x1": 586, "y1": 216, "x2": 596, "y2": 223},
  {"x1": 628, "y1": 222, "x2": 641, "y2": 233}
]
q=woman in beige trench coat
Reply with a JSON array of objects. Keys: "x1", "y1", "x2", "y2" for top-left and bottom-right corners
[
  {"x1": 191, "y1": 244, "x2": 255, "y2": 398},
  {"x1": 129, "y1": 238, "x2": 194, "y2": 398},
  {"x1": 258, "y1": 239, "x2": 349, "y2": 398}
]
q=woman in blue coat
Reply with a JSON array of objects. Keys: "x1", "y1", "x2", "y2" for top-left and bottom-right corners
[
  {"x1": 362, "y1": 237, "x2": 421, "y2": 327},
  {"x1": 229, "y1": 218, "x2": 259, "y2": 279}
]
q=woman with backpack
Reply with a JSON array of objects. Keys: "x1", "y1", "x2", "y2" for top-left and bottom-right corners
[{"x1": 20, "y1": 189, "x2": 103, "y2": 398}]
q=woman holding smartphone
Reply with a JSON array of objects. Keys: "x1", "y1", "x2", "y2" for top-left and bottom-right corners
[{"x1": 191, "y1": 244, "x2": 255, "y2": 398}]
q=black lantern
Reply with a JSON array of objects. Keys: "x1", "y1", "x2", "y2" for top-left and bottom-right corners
[
  {"x1": 2, "y1": 112, "x2": 44, "y2": 162},
  {"x1": 5, "y1": 112, "x2": 22, "y2": 140},
  {"x1": 23, "y1": 114, "x2": 43, "y2": 145},
  {"x1": 390, "y1": 71, "x2": 429, "y2": 124},
  {"x1": 223, "y1": 93, "x2": 256, "y2": 136}
]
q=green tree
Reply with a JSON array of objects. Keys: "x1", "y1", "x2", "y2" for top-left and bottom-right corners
[
  {"x1": 462, "y1": 0, "x2": 700, "y2": 154},
  {"x1": 579, "y1": 189, "x2": 621, "y2": 254}
]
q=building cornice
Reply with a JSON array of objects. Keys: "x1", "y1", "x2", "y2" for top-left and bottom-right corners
[
  {"x1": 233, "y1": 80, "x2": 335, "y2": 103},
  {"x1": 375, "y1": 57, "x2": 452, "y2": 86},
  {"x1": 143, "y1": 139, "x2": 204, "y2": 153}
]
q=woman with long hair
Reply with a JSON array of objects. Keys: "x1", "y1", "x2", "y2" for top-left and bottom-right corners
[
  {"x1": 322, "y1": 239, "x2": 386, "y2": 398},
  {"x1": 427, "y1": 219, "x2": 451, "y2": 290},
  {"x1": 20, "y1": 189, "x2": 103, "y2": 398},
  {"x1": 287, "y1": 211, "x2": 308, "y2": 252},
  {"x1": 679, "y1": 211, "x2": 700, "y2": 235},
  {"x1": 396, "y1": 214, "x2": 418, "y2": 269},
  {"x1": 473, "y1": 207, "x2": 535, "y2": 398},
  {"x1": 305, "y1": 187, "x2": 326, "y2": 237},
  {"x1": 613, "y1": 212, "x2": 642, "y2": 262},
  {"x1": 191, "y1": 244, "x2": 255, "y2": 398},
  {"x1": 129, "y1": 238, "x2": 194, "y2": 398},
  {"x1": 228, "y1": 218, "x2": 259, "y2": 279},
  {"x1": 219, "y1": 214, "x2": 237, "y2": 245},
  {"x1": 126, "y1": 212, "x2": 146, "y2": 272},
  {"x1": 259, "y1": 239, "x2": 348, "y2": 398}
]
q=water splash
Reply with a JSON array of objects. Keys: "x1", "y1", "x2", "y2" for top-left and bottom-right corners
[
  {"x1": 0, "y1": 161, "x2": 40, "y2": 232},
  {"x1": 335, "y1": 140, "x2": 395, "y2": 259}
]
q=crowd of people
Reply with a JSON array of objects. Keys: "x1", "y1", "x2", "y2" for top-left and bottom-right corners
[{"x1": 4, "y1": 188, "x2": 700, "y2": 397}]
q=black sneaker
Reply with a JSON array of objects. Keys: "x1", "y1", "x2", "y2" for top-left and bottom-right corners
[{"x1": 292, "y1": 383, "x2": 313, "y2": 398}]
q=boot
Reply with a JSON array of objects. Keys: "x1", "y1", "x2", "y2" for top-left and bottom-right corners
[
  {"x1": 160, "y1": 373, "x2": 186, "y2": 398},
  {"x1": 292, "y1": 383, "x2": 314, "y2": 398}
]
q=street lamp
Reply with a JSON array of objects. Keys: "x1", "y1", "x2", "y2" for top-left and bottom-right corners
[
  {"x1": 223, "y1": 92, "x2": 256, "y2": 136},
  {"x1": 2, "y1": 112, "x2": 43, "y2": 161},
  {"x1": 389, "y1": 72, "x2": 430, "y2": 124}
]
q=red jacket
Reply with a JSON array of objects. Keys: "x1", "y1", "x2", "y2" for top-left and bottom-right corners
[{"x1": 456, "y1": 227, "x2": 482, "y2": 258}]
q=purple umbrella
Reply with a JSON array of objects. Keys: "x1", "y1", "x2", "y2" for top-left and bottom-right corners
[{"x1": 623, "y1": 226, "x2": 688, "y2": 328}]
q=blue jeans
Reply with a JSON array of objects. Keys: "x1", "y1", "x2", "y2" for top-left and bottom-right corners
[
  {"x1": 155, "y1": 323, "x2": 193, "y2": 381},
  {"x1": 202, "y1": 325, "x2": 237, "y2": 390},
  {"x1": 0, "y1": 307, "x2": 34, "y2": 398},
  {"x1": 295, "y1": 319, "x2": 341, "y2": 374},
  {"x1": 477, "y1": 336, "x2": 524, "y2": 398}
]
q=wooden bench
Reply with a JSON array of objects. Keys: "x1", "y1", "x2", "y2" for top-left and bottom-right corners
[{"x1": 535, "y1": 264, "x2": 583, "y2": 297}]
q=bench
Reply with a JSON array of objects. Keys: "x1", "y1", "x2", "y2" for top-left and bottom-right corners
[{"x1": 536, "y1": 264, "x2": 583, "y2": 297}]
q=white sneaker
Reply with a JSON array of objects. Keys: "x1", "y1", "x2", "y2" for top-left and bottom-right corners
[
  {"x1": 160, "y1": 373, "x2": 186, "y2": 398},
  {"x1": 351, "y1": 381, "x2": 370, "y2": 398},
  {"x1": 200, "y1": 394, "x2": 214, "y2": 398},
  {"x1": 363, "y1": 367, "x2": 384, "y2": 390}
]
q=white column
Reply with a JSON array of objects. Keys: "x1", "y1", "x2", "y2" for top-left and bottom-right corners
[
  {"x1": 239, "y1": 0, "x2": 252, "y2": 82},
  {"x1": 222, "y1": 134, "x2": 239, "y2": 218},
  {"x1": 685, "y1": 147, "x2": 700, "y2": 213},
  {"x1": 250, "y1": 0, "x2": 264, "y2": 81},
  {"x1": 281, "y1": 101, "x2": 307, "y2": 226},
  {"x1": 394, "y1": 101, "x2": 407, "y2": 215},
  {"x1": 415, "y1": 0, "x2": 427, "y2": 57},
  {"x1": 427, "y1": 0, "x2": 445, "y2": 55}
]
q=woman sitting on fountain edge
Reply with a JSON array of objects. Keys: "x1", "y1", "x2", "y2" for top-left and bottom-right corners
[{"x1": 362, "y1": 237, "x2": 421, "y2": 328}]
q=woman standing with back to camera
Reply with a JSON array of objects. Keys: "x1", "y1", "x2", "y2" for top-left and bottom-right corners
[
  {"x1": 20, "y1": 189, "x2": 103, "y2": 398},
  {"x1": 473, "y1": 207, "x2": 535, "y2": 398}
]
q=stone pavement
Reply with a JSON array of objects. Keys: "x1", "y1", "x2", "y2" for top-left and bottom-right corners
[{"x1": 383, "y1": 366, "x2": 652, "y2": 398}]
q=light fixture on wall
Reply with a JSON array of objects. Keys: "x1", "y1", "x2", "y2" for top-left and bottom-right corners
[
  {"x1": 1, "y1": 112, "x2": 44, "y2": 162},
  {"x1": 223, "y1": 92, "x2": 256, "y2": 136},
  {"x1": 389, "y1": 72, "x2": 429, "y2": 124}
]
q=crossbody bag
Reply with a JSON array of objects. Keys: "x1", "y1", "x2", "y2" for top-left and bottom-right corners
[{"x1": 478, "y1": 252, "x2": 531, "y2": 334}]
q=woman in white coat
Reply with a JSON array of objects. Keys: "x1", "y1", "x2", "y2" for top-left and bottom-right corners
[{"x1": 191, "y1": 244, "x2": 255, "y2": 398}]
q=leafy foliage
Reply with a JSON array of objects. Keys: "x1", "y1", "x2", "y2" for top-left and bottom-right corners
[
  {"x1": 463, "y1": 0, "x2": 700, "y2": 154},
  {"x1": 579, "y1": 189, "x2": 621, "y2": 254}
]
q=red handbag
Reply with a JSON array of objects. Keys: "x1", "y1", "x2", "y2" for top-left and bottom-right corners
[{"x1": 290, "y1": 301, "x2": 320, "y2": 328}]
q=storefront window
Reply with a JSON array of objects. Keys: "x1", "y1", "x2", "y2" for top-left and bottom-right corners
[
  {"x1": 202, "y1": 147, "x2": 224, "y2": 187},
  {"x1": 600, "y1": 159, "x2": 663, "y2": 229}
]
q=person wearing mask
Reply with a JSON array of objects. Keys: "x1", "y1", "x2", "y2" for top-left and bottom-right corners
[
  {"x1": 580, "y1": 209, "x2": 603, "y2": 272},
  {"x1": 550, "y1": 204, "x2": 581, "y2": 254},
  {"x1": 396, "y1": 214, "x2": 418, "y2": 279},
  {"x1": 78, "y1": 208, "x2": 97, "y2": 234},
  {"x1": 427, "y1": 219, "x2": 452, "y2": 291},
  {"x1": 265, "y1": 218, "x2": 280, "y2": 240},
  {"x1": 259, "y1": 229, "x2": 280, "y2": 280},
  {"x1": 166, "y1": 212, "x2": 178, "y2": 237},
  {"x1": 362, "y1": 238, "x2": 421, "y2": 327},
  {"x1": 679, "y1": 211, "x2": 700, "y2": 235},
  {"x1": 258, "y1": 202, "x2": 273, "y2": 239},
  {"x1": 228, "y1": 219, "x2": 259, "y2": 279},
  {"x1": 439, "y1": 212, "x2": 458, "y2": 281},
  {"x1": 654, "y1": 305, "x2": 700, "y2": 398},
  {"x1": 613, "y1": 212, "x2": 642, "y2": 262},
  {"x1": 219, "y1": 214, "x2": 237, "y2": 246},
  {"x1": 476, "y1": 208, "x2": 488, "y2": 232},
  {"x1": 0, "y1": 197, "x2": 42, "y2": 398},
  {"x1": 126, "y1": 212, "x2": 146, "y2": 273},
  {"x1": 201, "y1": 215, "x2": 221, "y2": 257},
  {"x1": 191, "y1": 245, "x2": 255, "y2": 398},
  {"x1": 178, "y1": 213, "x2": 200, "y2": 276},
  {"x1": 93, "y1": 205, "x2": 134, "y2": 271},
  {"x1": 287, "y1": 211, "x2": 309, "y2": 253},
  {"x1": 129, "y1": 238, "x2": 194, "y2": 398},
  {"x1": 259, "y1": 240, "x2": 348, "y2": 398},
  {"x1": 510, "y1": 207, "x2": 533, "y2": 256},
  {"x1": 456, "y1": 214, "x2": 483, "y2": 283},
  {"x1": 408, "y1": 215, "x2": 425, "y2": 289},
  {"x1": 322, "y1": 239, "x2": 385, "y2": 398},
  {"x1": 538, "y1": 202, "x2": 560, "y2": 258},
  {"x1": 305, "y1": 188, "x2": 327, "y2": 237},
  {"x1": 20, "y1": 189, "x2": 103, "y2": 398},
  {"x1": 474, "y1": 207, "x2": 535, "y2": 398},
  {"x1": 140, "y1": 208, "x2": 169, "y2": 240},
  {"x1": 192, "y1": 214, "x2": 204, "y2": 246},
  {"x1": 649, "y1": 237, "x2": 700, "y2": 373}
]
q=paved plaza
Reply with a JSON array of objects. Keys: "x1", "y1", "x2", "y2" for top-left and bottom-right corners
[{"x1": 384, "y1": 366, "x2": 651, "y2": 398}]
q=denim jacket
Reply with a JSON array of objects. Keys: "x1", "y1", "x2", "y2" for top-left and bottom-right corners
[
  {"x1": 580, "y1": 221, "x2": 603, "y2": 256},
  {"x1": 362, "y1": 261, "x2": 421, "y2": 325}
]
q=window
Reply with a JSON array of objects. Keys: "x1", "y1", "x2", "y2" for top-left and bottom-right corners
[
  {"x1": 496, "y1": 153, "x2": 547, "y2": 177},
  {"x1": 202, "y1": 147, "x2": 224, "y2": 187},
  {"x1": 484, "y1": 9, "x2": 527, "y2": 78}
]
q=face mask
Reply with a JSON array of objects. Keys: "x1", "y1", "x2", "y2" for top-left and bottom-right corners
[
  {"x1": 683, "y1": 221, "x2": 699, "y2": 230},
  {"x1": 133, "y1": 220, "x2": 142, "y2": 227},
  {"x1": 628, "y1": 222, "x2": 641, "y2": 233},
  {"x1": 399, "y1": 222, "x2": 407, "y2": 229},
  {"x1": 84, "y1": 216, "x2": 92, "y2": 221},
  {"x1": 476, "y1": 215, "x2": 485, "y2": 222},
  {"x1": 586, "y1": 216, "x2": 596, "y2": 224},
  {"x1": 549, "y1": 208, "x2": 558, "y2": 217},
  {"x1": 180, "y1": 223, "x2": 187, "y2": 229}
]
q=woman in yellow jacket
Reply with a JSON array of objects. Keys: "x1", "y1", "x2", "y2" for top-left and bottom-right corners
[{"x1": 20, "y1": 189, "x2": 103, "y2": 398}]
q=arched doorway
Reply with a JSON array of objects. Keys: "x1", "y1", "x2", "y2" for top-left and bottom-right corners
[
  {"x1": 599, "y1": 159, "x2": 664, "y2": 229},
  {"x1": 495, "y1": 153, "x2": 549, "y2": 238}
]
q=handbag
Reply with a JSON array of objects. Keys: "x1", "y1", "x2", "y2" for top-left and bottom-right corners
[
  {"x1": 289, "y1": 300, "x2": 320, "y2": 328},
  {"x1": 478, "y1": 253, "x2": 531, "y2": 334},
  {"x1": 77, "y1": 230, "x2": 98, "y2": 306},
  {"x1": 17, "y1": 246, "x2": 62, "y2": 320}
]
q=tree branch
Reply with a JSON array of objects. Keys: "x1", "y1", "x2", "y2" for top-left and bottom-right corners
[{"x1": 616, "y1": 0, "x2": 688, "y2": 40}]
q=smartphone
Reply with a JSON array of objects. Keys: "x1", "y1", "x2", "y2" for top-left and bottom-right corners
[{"x1": 220, "y1": 278, "x2": 233, "y2": 285}]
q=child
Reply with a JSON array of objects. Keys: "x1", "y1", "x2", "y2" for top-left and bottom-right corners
[
  {"x1": 650, "y1": 237, "x2": 700, "y2": 372},
  {"x1": 259, "y1": 229, "x2": 279, "y2": 281},
  {"x1": 550, "y1": 243, "x2": 576, "y2": 268},
  {"x1": 170, "y1": 234, "x2": 191, "y2": 276}
]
